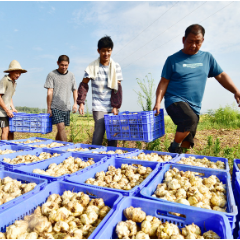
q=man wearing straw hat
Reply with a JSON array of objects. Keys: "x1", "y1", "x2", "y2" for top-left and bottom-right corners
[{"x1": 0, "y1": 60, "x2": 27, "y2": 140}]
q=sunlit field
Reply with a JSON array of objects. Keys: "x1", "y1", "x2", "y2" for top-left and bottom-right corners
[{"x1": 13, "y1": 105, "x2": 240, "y2": 170}]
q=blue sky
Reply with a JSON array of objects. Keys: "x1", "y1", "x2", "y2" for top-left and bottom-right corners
[{"x1": 0, "y1": 1, "x2": 240, "y2": 114}]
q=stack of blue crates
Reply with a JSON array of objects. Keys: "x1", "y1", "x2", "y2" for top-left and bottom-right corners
[
  {"x1": 0, "y1": 137, "x2": 235, "y2": 239},
  {"x1": 9, "y1": 113, "x2": 52, "y2": 134},
  {"x1": 104, "y1": 109, "x2": 165, "y2": 142}
]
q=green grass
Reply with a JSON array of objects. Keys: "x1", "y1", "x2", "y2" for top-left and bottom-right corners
[{"x1": 14, "y1": 105, "x2": 240, "y2": 171}]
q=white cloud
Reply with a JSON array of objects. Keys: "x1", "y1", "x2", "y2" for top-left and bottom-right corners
[{"x1": 14, "y1": 29, "x2": 18, "y2": 32}]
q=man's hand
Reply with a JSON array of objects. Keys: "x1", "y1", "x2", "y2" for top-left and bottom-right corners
[
  {"x1": 47, "y1": 109, "x2": 52, "y2": 117},
  {"x1": 72, "y1": 103, "x2": 78, "y2": 113},
  {"x1": 6, "y1": 110, "x2": 14, "y2": 118},
  {"x1": 153, "y1": 103, "x2": 161, "y2": 115},
  {"x1": 12, "y1": 108, "x2": 18, "y2": 113},
  {"x1": 112, "y1": 108, "x2": 118, "y2": 115},
  {"x1": 79, "y1": 103, "x2": 84, "y2": 116},
  {"x1": 234, "y1": 90, "x2": 240, "y2": 106}
]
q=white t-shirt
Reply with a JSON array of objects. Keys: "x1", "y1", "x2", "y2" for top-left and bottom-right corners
[{"x1": 83, "y1": 62, "x2": 123, "y2": 112}]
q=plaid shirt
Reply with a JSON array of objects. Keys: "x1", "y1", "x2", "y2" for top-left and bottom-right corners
[{"x1": 83, "y1": 62, "x2": 123, "y2": 112}]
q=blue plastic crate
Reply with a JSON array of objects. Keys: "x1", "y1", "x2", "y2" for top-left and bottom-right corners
[
  {"x1": 95, "y1": 197, "x2": 232, "y2": 239},
  {"x1": 173, "y1": 153, "x2": 229, "y2": 172},
  {"x1": 118, "y1": 149, "x2": 178, "y2": 164},
  {"x1": 233, "y1": 172, "x2": 240, "y2": 238},
  {"x1": 1, "y1": 137, "x2": 51, "y2": 146},
  {"x1": 0, "y1": 170, "x2": 47, "y2": 213},
  {"x1": 140, "y1": 163, "x2": 237, "y2": 231},
  {"x1": 88, "y1": 146, "x2": 140, "y2": 157},
  {"x1": 14, "y1": 152, "x2": 109, "y2": 182},
  {"x1": 0, "y1": 181, "x2": 123, "y2": 239},
  {"x1": 9, "y1": 113, "x2": 52, "y2": 134},
  {"x1": 0, "y1": 148, "x2": 65, "y2": 170},
  {"x1": 27, "y1": 139, "x2": 74, "y2": 149},
  {"x1": 233, "y1": 159, "x2": 240, "y2": 190},
  {"x1": 53, "y1": 143, "x2": 104, "y2": 152},
  {"x1": 104, "y1": 109, "x2": 165, "y2": 142},
  {"x1": 65, "y1": 157, "x2": 160, "y2": 197}
]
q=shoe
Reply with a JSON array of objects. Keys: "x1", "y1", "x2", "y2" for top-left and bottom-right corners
[{"x1": 168, "y1": 142, "x2": 183, "y2": 154}]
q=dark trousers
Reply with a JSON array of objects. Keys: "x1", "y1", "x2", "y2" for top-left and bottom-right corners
[
  {"x1": 166, "y1": 102, "x2": 199, "y2": 148},
  {"x1": 92, "y1": 111, "x2": 117, "y2": 147}
]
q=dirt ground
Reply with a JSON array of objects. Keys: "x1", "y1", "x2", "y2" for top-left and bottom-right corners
[{"x1": 192, "y1": 129, "x2": 240, "y2": 151}]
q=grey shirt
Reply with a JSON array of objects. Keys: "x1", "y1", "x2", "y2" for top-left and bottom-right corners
[
  {"x1": 0, "y1": 75, "x2": 17, "y2": 117},
  {"x1": 44, "y1": 70, "x2": 77, "y2": 111}
]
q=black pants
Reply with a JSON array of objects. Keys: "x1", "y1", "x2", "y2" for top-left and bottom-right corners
[{"x1": 166, "y1": 102, "x2": 199, "y2": 148}]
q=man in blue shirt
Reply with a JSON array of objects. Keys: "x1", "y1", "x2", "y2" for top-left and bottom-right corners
[{"x1": 153, "y1": 24, "x2": 240, "y2": 153}]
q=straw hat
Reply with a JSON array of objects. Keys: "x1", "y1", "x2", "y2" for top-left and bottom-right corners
[{"x1": 4, "y1": 60, "x2": 27, "y2": 73}]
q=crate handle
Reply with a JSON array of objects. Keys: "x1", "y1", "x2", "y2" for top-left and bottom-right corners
[{"x1": 156, "y1": 209, "x2": 186, "y2": 220}]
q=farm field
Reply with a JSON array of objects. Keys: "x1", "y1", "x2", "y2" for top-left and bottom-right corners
[{"x1": 13, "y1": 105, "x2": 240, "y2": 170}]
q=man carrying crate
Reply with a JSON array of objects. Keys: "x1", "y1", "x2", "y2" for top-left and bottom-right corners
[
  {"x1": 153, "y1": 24, "x2": 240, "y2": 153},
  {"x1": 0, "y1": 60, "x2": 27, "y2": 140},
  {"x1": 77, "y1": 36, "x2": 123, "y2": 146},
  {"x1": 44, "y1": 55, "x2": 78, "y2": 142}
]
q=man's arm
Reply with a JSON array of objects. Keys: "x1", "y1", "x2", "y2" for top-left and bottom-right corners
[
  {"x1": 72, "y1": 90, "x2": 78, "y2": 113},
  {"x1": 10, "y1": 99, "x2": 17, "y2": 113},
  {"x1": 0, "y1": 95, "x2": 13, "y2": 118},
  {"x1": 77, "y1": 78, "x2": 90, "y2": 115},
  {"x1": 153, "y1": 77, "x2": 170, "y2": 114},
  {"x1": 215, "y1": 72, "x2": 240, "y2": 105},
  {"x1": 111, "y1": 81, "x2": 122, "y2": 115},
  {"x1": 47, "y1": 88, "x2": 53, "y2": 117}
]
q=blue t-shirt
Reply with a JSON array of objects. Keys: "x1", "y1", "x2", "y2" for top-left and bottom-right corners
[{"x1": 162, "y1": 50, "x2": 223, "y2": 115}]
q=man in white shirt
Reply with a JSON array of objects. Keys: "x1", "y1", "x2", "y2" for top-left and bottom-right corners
[{"x1": 77, "y1": 36, "x2": 123, "y2": 146}]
